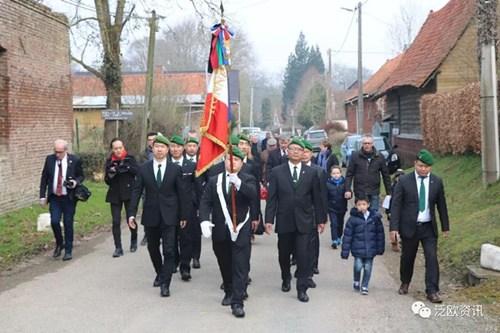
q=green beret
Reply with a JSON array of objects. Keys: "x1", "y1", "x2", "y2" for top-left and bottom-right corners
[
  {"x1": 154, "y1": 133, "x2": 170, "y2": 146},
  {"x1": 186, "y1": 137, "x2": 199, "y2": 145},
  {"x1": 229, "y1": 146, "x2": 245, "y2": 160},
  {"x1": 417, "y1": 149, "x2": 434, "y2": 166},
  {"x1": 170, "y1": 135, "x2": 184, "y2": 146},
  {"x1": 288, "y1": 137, "x2": 305, "y2": 149},
  {"x1": 230, "y1": 134, "x2": 240, "y2": 145},
  {"x1": 302, "y1": 139, "x2": 313, "y2": 152},
  {"x1": 238, "y1": 133, "x2": 250, "y2": 143}
]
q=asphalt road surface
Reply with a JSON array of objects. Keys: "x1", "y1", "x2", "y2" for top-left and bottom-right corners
[{"x1": 0, "y1": 224, "x2": 497, "y2": 333}]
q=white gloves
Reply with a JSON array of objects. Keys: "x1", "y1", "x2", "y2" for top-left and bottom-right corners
[
  {"x1": 228, "y1": 173, "x2": 242, "y2": 190},
  {"x1": 200, "y1": 221, "x2": 215, "y2": 238}
]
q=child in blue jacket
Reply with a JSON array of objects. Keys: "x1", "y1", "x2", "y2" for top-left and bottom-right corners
[
  {"x1": 341, "y1": 196, "x2": 385, "y2": 295},
  {"x1": 326, "y1": 165, "x2": 348, "y2": 249}
]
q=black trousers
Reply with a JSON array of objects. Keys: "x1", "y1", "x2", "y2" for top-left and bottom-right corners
[
  {"x1": 191, "y1": 215, "x2": 202, "y2": 260},
  {"x1": 400, "y1": 222, "x2": 440, "y2": 294},
  {"x1": 308, "y1": 230, "x2": 320, "y2": 275},
  {"x1": 145, "y1": 224, "x2": 176, "y2": 286},
  {"x1": 175, "y1": 220, "x2": 194, "y2": 273},
  {"x1": 212, "y1": 224, "x2": 251, "y2": 306},
  {"x1": 278, "y1": 231, "x2": 311, "y2": 292},
  {"x1": 110, "y1": 201, "x2": 136, "y2": 249}
]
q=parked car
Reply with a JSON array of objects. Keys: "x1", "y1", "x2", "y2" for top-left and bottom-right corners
[
  {"x1": 353, "y1": 136, "x2": 392, "y2": 161},
  {"x1": 340, "y1": 134, "x2": 362, "y2": 167},
  {"x1": 304, "y1": 129, "x2": 328, "y2": 152}
]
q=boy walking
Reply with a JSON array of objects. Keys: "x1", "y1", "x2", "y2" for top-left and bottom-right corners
[{"x1": 341, "y1": 197, "x2": 385, "y2": 295}]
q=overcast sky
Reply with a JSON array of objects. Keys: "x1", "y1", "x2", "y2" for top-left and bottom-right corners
[{"x1": 43, "y1": 0, "x2": 450, "y2": 77}]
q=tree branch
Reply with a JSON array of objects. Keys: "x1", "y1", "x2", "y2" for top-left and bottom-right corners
[
  {"x1": 71, "y1": 55, "x2": 104, "y2": 81},
  {"x1": 120, "y1": 4, "x2": 136, "y2": 34},
  {"x1": 71, "y1": 17, "x2": 99, "y2": 27}
]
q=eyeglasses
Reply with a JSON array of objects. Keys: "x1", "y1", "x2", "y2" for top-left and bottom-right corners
[
  {"x1": 362, "y1": 142, "x2": 373, "y2": 145},
  {"x1": 54, "y1": 150, "x2": 65, "y2": 154},
  {"x1": 288, "y1": 147, "x2": 304, "y2": 152}
]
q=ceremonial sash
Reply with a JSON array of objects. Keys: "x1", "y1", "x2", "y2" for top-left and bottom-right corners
[{"x1": 216, "y1": 173, "x2": 249, "y2": 242}]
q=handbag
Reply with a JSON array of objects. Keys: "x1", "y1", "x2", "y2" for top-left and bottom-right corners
[{"x1": 74, "y1": 183, "x2": 92, "y2": 202}]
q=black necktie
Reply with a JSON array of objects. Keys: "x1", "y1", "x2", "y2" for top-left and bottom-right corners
[
  {"x1": 292, "y1": 166, "x2": 298, "y2": 187},
  {"x1": 156, "y1": 164, "x2": 162, "y2": 187}
]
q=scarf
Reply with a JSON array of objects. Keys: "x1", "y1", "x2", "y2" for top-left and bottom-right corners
[
  {"x1": 111, "y1": 149, "x2": 128, "y2": 161},
  {"x1": 328, "y1": 176, "x2": 345, "y2": 186}
]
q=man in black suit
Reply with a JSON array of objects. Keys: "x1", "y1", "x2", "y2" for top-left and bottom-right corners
[
  {"x1": 40, "y1": 139, "x2": 85, "y2": 261},
  {"x1": 302, "y1": 139, "x2": 328, "y2": 285},
  {"x1": 184, "y1": 136, "x2": 202, "y2": 269},
  {"x1": 265, "y1": 138, "x2": 326, "y2": 303},
  {"x1": 128, "y1": 134, "x2": 188, "y2": 297},
  {"x1": 199, "y1": 147, "x2": 258, "y2": 318},
  {"x1": 169, "y1": 135, "x2": 202, "y2": 281},
  {"x1": 390, "y1": 149, "x2": 449, "y2": 303},
  {"x1": 265, "y1": 135, "x2": 289, "y2": 182}
]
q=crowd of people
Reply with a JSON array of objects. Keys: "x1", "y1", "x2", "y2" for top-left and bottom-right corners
[{"x1": 39, "y1": 131, "x2": 450, "y2": 318}]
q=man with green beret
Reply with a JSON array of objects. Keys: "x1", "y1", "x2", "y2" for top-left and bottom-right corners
[
  {"x1": 128, "y1": 133, "x2": 189, "y2": 297},
  {"x1": 264, "y1": 138, "x2": 326, "y2": 303},
  {"x1": 199, "y1": 147, "x2": 258, "y2": 318},
  {"x1": 301, "y1": 139, "x2": 328, "y2": 286},
  {"x1": 390, "y1": 149, "x2": 449, "y2": 303},
  {"x1": 184, "y1": 135, "x2": 201, "y2": 268},
  {"x1": 169, "y1": 135, "x2": 202, "y2": 281}
]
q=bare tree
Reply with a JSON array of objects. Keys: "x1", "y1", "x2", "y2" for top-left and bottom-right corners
[{"x1": 387, "y1": 0, "x2": 423, "y2": 53}]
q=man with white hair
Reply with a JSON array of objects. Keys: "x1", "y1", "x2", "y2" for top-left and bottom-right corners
[{"x1": 40, "y1": 139, "x2": 85, "y2": 261}]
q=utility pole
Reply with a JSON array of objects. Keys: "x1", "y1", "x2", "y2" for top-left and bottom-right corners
[
  {"x1": 250, "y1": 86, "x2": 254, "y2": 127},
  {"x1": 141, "y1": 10, "x2": 158, "y2": 148},
  {"x1": 357, "y1": 1, "x2": 363, "y2": 135},
  {"x1": 478, "y1": 0, "x2": 500, "y2": 185}
]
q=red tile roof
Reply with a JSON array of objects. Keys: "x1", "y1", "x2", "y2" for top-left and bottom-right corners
[
  {"x1": 346, "y1": 53, "x2": 403, "y2": 102},
  {"x1": 379, "y1": 0, "x2": 475, "y2": 94},
  {"x1": 72, "y1": 70, "x2": 206, "y2": 97}
]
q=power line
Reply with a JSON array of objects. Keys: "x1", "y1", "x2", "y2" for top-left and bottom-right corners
[{"x1": 333, "y1": 10, "x2": 356, "y2": 56}]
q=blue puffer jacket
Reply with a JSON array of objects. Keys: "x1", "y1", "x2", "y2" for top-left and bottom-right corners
[
  {"x1": 341, "y1": 208, "x2": 385, "y2": 259},
  {"x1": 326, "y1": 176, "x2": 348, "y2": 213}
]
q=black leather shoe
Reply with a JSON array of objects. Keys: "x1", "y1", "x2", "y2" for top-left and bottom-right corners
[
  {"x1": 221, "y1": 293, "x2": 232, "y2": 306},
  {"x1": 52, "y1": 245, "x2": 63, "y2": 258},
  {"x1": 140, "y1": 235, "x2": 147, "y2": 246},
  {"x1": 220, "y1": 282, "x2": 225, "y2": 290},
  {"x1": 192, "y1": 258, "x2": 201, "y2": 269},
  {"x1": 308, "y1": 278, "x2": 317, "y2": 288},
  {"x1": 297, "y1": 290, "x2": 309, "y2": 303},
  {"x1": 62, "y1": 252, "x2": 72, "y2": 261},
  {"x1": 153, "y1": 275, "x2": 161, "y2": 287},
  {"x1": 160, "y1": 284, "x2": 170, "y2": 297},
  {"x1": 231, "y1": 305, "x2": 245, "y2": 318},
  {"x1": 398, "y1": 283, "x2": 409, "y2": 295},
  {"x1": 112, "y1": 248, "x2": 124, "y2": 258},
  {"x1": 426, "y1": 293, "x2": 442, "y2": 303},
  {"x1": 281, "y1": 279, "x2": 291, "y2": 292},
  {"x1": 181, "y1": 270, "x2": 192, "y2": 281},
  {"x1": 313, "y1": 268, "x2": 319, "y2": 275},
  {"x1": 130, "y1": 240, "x2": 137, "y2": 253}
]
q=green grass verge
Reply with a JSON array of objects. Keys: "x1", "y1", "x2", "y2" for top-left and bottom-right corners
[{"x1": 0, "y1": 182, "x2": 110, "y2": 270}]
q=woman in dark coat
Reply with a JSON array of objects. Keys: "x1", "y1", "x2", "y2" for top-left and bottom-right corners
[{"x1": 105, "y1": 138, "x2": 138, "y2": 257}]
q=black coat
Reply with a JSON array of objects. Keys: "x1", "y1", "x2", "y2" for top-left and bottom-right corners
[
  {"x1": 309, "y1": 163, "x2": 328, "y2": 225},
  {"x1": 104, "y1": 155, "x2": 138, "y2": 204},
  {"x1": 390, "y1": 172, "x2": 449, "y2": 238},
  {"x1": 341, "y1": 208, "x2": 385, "y2": 259},
  {"x1": 326, "y1": 177, "x2": 348, "y2": 214},
  {"x1": 170, "y1": 157, "x2": 203, "y2": 219},
  {"x1": 128, "y1": 160, "x2": 188, "y2": 227},
  {"x1": 39, "y1": 153, "x2": 85, "y2": 202},
  {"x1": 345, "y1": 148, "x2": 391, "y2": 196},
  {"x1": 265, "y1": 163, "x2": 325, "y2": 234},
  {"x1": 265, "y1": 149, "x2": 288, "y2": 182},
  {"x1": 199, "y1": 172, "x2": 257, "y2": 244}
]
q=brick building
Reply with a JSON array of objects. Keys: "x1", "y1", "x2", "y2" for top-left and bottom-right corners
[{"x1": 0, "y1": 0, "x2": 72, "y2": 213}]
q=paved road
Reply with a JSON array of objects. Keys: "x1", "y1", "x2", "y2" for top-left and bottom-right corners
[{"x1": 0, "y1": 224, "x2": 496, "y2": 333}]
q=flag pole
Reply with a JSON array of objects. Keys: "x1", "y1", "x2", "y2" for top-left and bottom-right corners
[{"x1": 220, "y1": 2, "x2": 238, "y2": 233}]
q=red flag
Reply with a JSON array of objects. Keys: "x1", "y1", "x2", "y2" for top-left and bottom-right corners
[{"x1": 196, "y1": 66, "x2": 229, "y2": 176}]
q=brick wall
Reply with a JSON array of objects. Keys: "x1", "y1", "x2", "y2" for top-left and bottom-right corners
[
  {"x1": 394, "y1": 135, "x2": 423, "y2": 168},
  {"x1": 0, "y1": 0, "x2": 72, "y2": 213},
  {"x1": 345, "y1": 99, "x2": 379, "y2": 134}
]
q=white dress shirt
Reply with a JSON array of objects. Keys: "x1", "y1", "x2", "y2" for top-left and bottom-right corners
[
  {"x1": 52, "y1": 155, "x2": 68, "y2": 196},
  {"x1": 415, "y1": 171, "x2": 431, "y2": 222},
  {"x1": 153, "y1": 158, "x2": 167, "y2": 183},
  {"x1": 288, "y1": 161, "x2": 302, "y2": 182},
  {"x1": 186, "y1": 154, "x2": 197, "y2": 163},
  {"x1": 172, "y1": 156, "x2": 184, "y2": 166}
]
